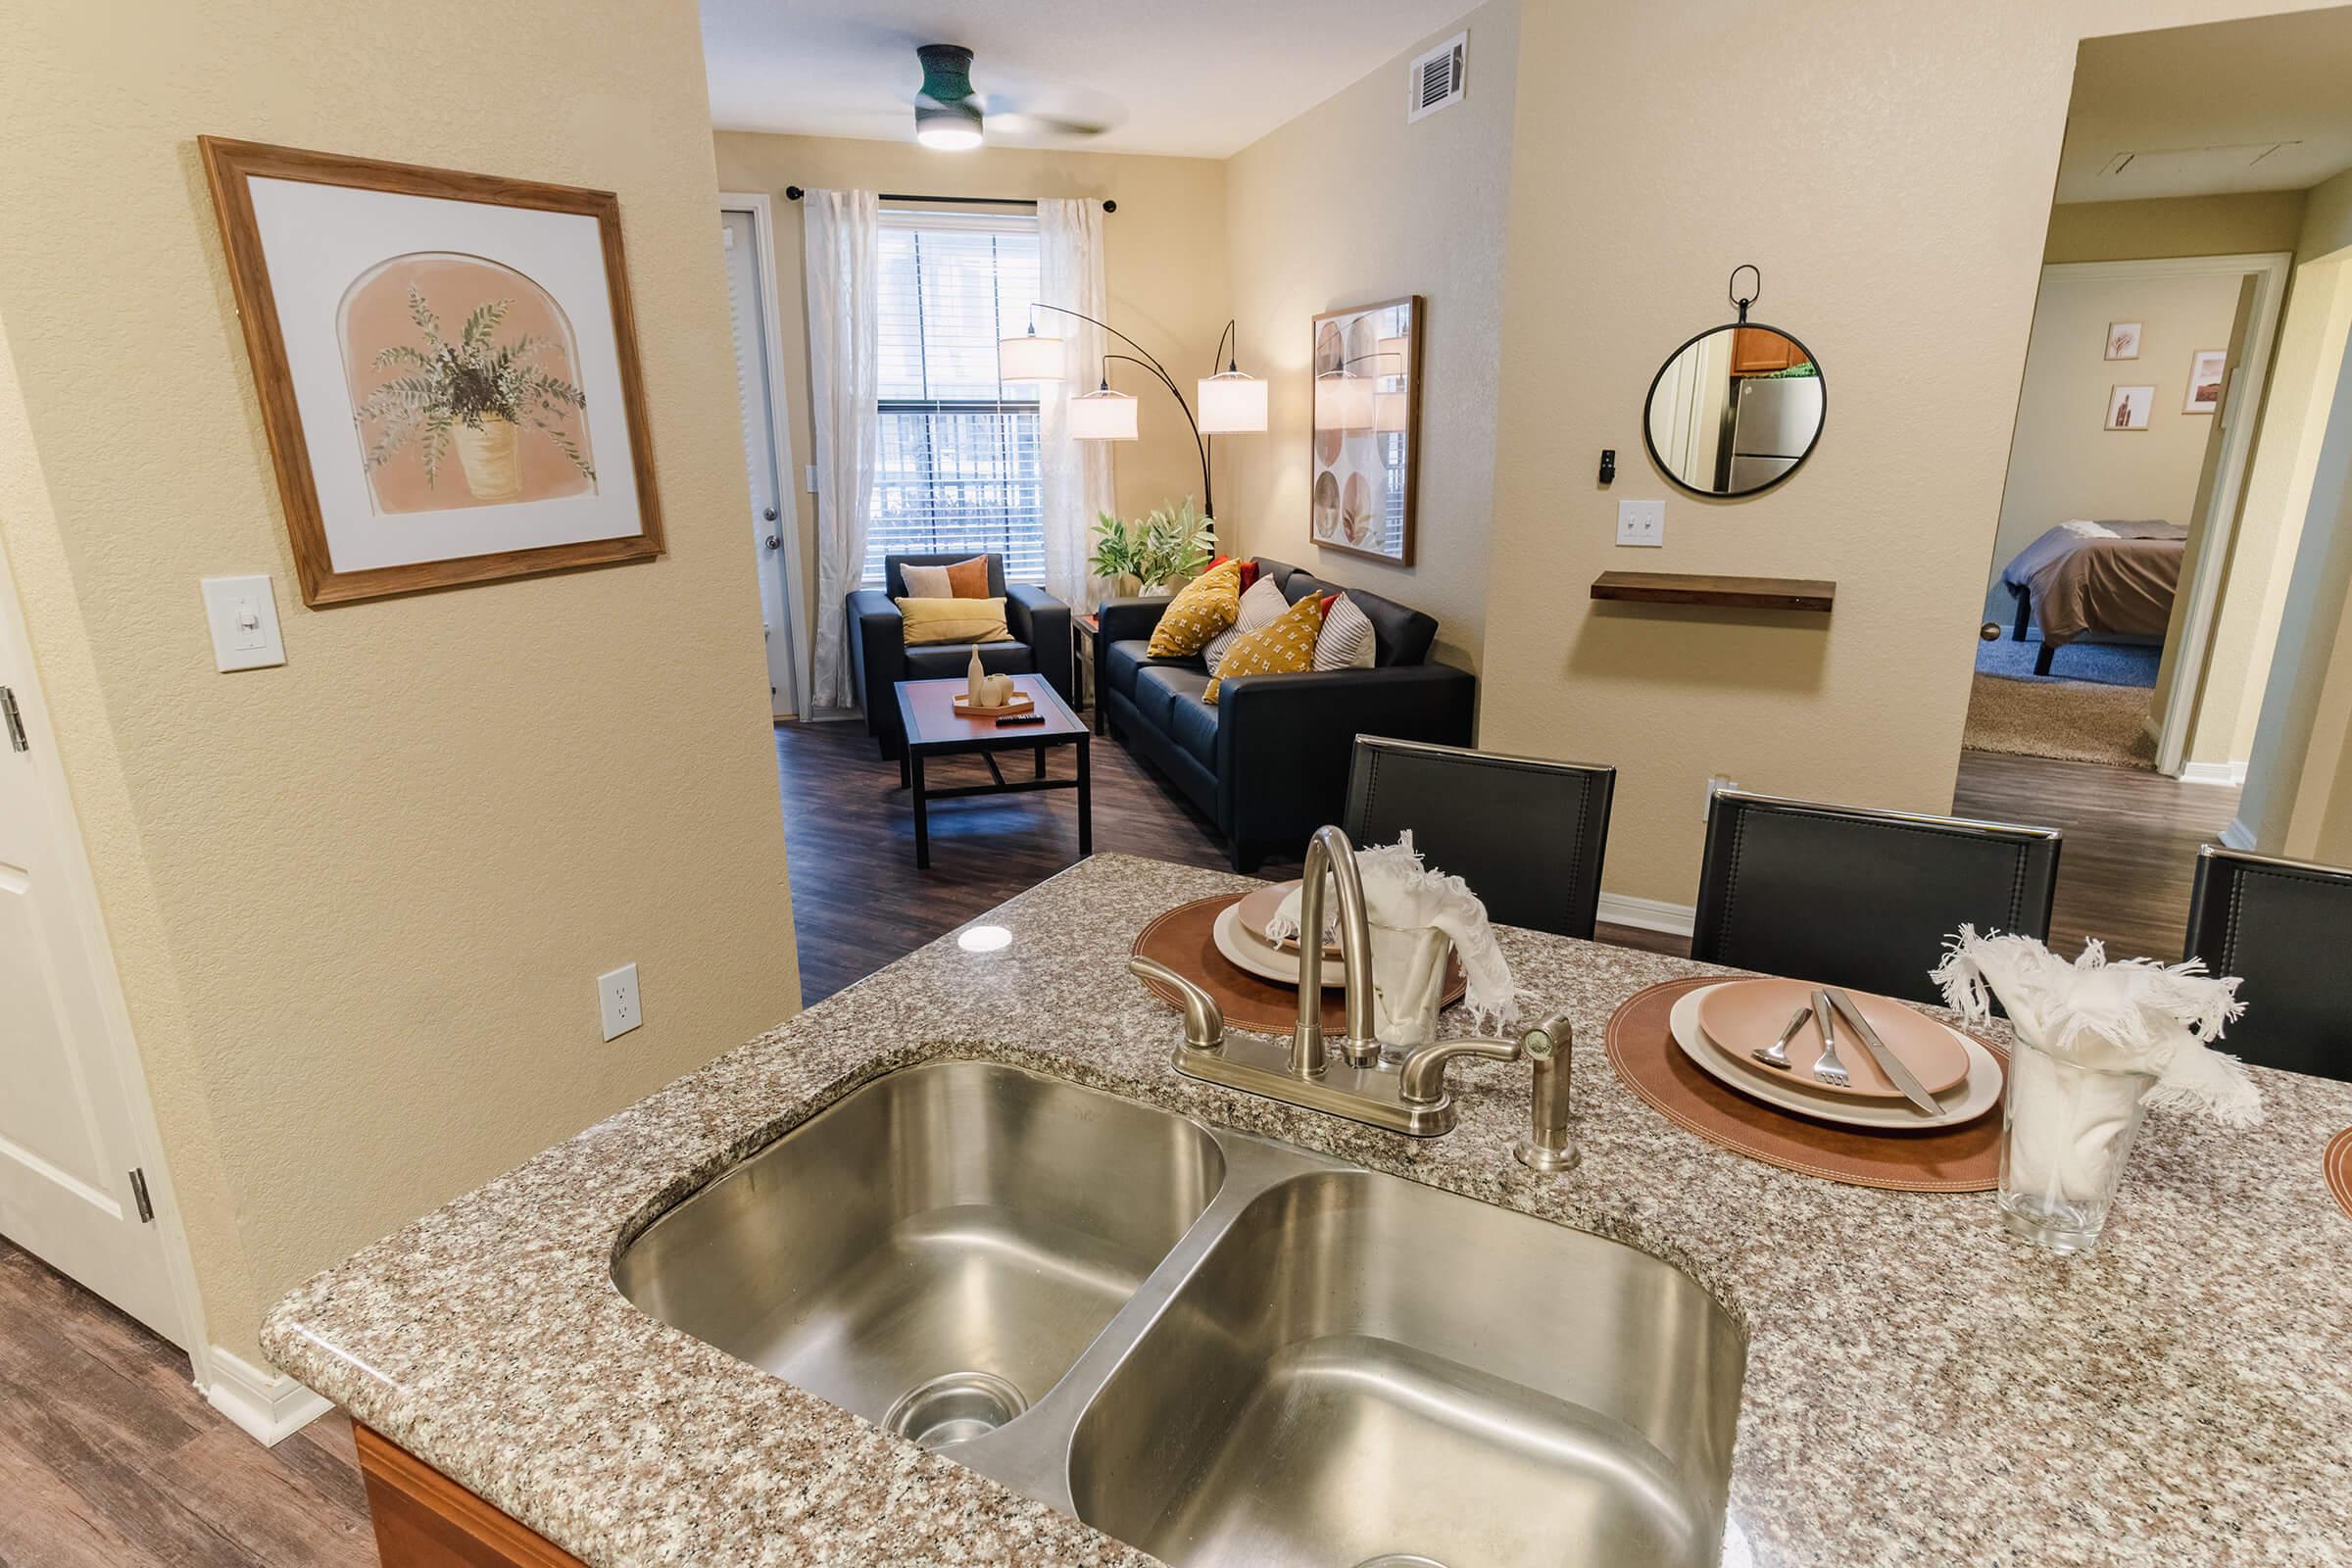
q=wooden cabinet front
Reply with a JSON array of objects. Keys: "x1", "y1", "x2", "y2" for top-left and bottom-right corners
[{"x1": 355, "y1": 1424, "x2": 588, "y2": 1568}]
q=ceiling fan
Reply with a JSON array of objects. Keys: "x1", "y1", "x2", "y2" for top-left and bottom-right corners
[{"x1": 913, "y1": 43, "x2": 1112, "y2": 149}]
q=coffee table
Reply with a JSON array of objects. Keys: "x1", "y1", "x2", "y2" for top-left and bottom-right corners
[{"x1": 894, "y1": 675, "x2": 1091, "y2": 869}]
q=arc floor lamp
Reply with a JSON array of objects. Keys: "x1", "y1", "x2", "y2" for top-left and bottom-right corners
[{"x1": 1000, "y1": 311, "x2": 1266, "y2": 518}]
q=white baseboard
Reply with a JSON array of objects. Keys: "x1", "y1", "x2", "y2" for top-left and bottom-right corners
[
  {"x1": 2221, "y1": 816, "x2": 2257, "y2": 851},
  {"x1": 2179, "y1": 760, "x2": 2249, "y2": 787},
  {"x1": 1597, "y1": 891, "x2": 1695, "y2": 938},
  {"x1": 201, "y1": 1345, "x2": 329, "y2": 1446}
]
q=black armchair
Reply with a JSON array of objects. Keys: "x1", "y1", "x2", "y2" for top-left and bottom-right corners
[{"x1": 846, "y1": 552, "x2": 1071, "y2": 759}]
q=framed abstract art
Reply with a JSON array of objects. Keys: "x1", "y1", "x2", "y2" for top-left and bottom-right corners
[
  {"x1": 1308, "y1": 295, "x2": 1422, "y2": 564},
  {"x1": 200, "y1": 138, "x2": 662, "y2": 606}
]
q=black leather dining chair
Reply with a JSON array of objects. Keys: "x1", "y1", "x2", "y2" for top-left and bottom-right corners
[
  {"x1": 1690, "y1": 789, "x2": 2062, "y2": 1004},
  {"x1": 2183, "y1": 844, "x2": 2352, "y2": 1082},
  {"x1": 1342, "y1": 737, "x2": 1616, "y2": 939}
]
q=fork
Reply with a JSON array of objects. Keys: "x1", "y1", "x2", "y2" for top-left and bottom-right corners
[
  {"x1": 1809, "y1": 988, "x2": 1850, "y2": 1087},
  {"x1": 1751, "y1": 1005, "x2": 1812, "y2": 1071}
]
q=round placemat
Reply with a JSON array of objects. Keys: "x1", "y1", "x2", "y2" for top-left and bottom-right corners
[
  {"x1": 2328, "y1": 1127, "x2": 2352, "y2": 1223},
  {"x1": 1131, "y1": 895, "x2": 1464, "y2": 1036},
  {"x1": 1606, "y1": 977, "x2": 2008, "y2": 1192}
]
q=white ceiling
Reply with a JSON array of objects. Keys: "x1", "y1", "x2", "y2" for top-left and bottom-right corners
[
  {"x1": 698, "y1": 0, "x2": 1479, "y2": 158},
  {"x1": 2058, "y1": 7, "x2": 2352, "y2": 203}
]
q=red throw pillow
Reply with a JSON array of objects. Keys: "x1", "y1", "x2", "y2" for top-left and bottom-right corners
[
  {"x1": 1319, "y1": 591, "x2": 1342, "y2": 616},
  {"x1": 1206, "y1": 553, "x2": 1260, "y2": 593}
]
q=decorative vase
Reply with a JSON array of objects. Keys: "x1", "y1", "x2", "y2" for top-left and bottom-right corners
[
  {"x1": 966, "y1": 645, "x2": 985, "y2": 706},
  {"x1": 1367, "y1": 923, "x2": 1452, "y2": 1054},
  {"x1": 454, "y1": 416, "x2": 522, "y2": 501},
  {"x1": 1139, "y1": 581, "x2": 1175, "y2": 599},
  {"x1": 1996, "y1": 1037, "x2": 2158, "y2": 1254}
]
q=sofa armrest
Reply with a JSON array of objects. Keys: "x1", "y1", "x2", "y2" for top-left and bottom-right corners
[
  {"x1": 1095, "y1": 596, "x2": 1169, "y2": 645},
  {"x1": 1005, "y1": 584, "x2": 1073, "y2": 701},
  {"x1": 847, "y1": 588, "x2": 906, "y2": 736},
  {"x1": 1215, "y1": 664, "x2": 1478, "y2": 854}
]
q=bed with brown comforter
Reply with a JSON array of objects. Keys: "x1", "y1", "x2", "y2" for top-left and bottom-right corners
[{"x1": 2000, "y1": 518, "x2": 2186, "y2": 675}]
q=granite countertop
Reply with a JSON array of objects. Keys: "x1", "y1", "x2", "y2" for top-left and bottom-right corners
[{"x1": 265, "y1": 854, "x2": 2352, "y2": 1567}]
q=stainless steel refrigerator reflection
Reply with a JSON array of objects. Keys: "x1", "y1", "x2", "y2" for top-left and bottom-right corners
[{"x1": 1726, "y1": 375, "x2": 1823, "y2": 491}]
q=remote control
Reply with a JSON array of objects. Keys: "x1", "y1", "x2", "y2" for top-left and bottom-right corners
[{"x1": 995, "y1": 713, "x2": 1046, "y2": 727}]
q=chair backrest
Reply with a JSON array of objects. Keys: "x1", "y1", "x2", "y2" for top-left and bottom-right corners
[
  {"x1": 1250, "y1": 557, "x2": 1438, "y2": 666},
  {"x1": 882, "y1": 552, "x2": 1009, "y2": 599},
  {"x1": 1343, "y1": 737, "x2": 1616, "y2": 939},
  {"x1": 1690, "y1": 790, "x2": 2061, "y2": 1004},
  {"x1": 2184, "y1": 844, "x2": 2352, "y2": 1082}
]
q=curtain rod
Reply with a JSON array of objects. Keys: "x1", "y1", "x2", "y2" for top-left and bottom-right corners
[{"x1": 783, "y1": 186, "x2": 1116, "y2": 213}]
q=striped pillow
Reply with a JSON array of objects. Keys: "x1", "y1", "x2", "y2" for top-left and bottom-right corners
[
  {"x1": 1203, "y1": 575, "x2": 1289, "y2": 671},
  {"x1": 1314, "y1": 592, "x2": 1376, "y2": 670}
]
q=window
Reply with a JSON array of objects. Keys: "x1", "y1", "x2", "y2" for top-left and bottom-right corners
[{"x1": 865, "y1": 210, "x2": 1044, "y2": 584}]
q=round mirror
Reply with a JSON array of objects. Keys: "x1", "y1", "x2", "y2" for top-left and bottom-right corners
[{"x1": 1642, "y1": 323, "x2": 1824, "y2": 498}]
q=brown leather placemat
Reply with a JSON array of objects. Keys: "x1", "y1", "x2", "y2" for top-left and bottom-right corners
[
  {"x1": 1605, "y1": 977, "x2": 2008, "y2": 1193},
  {"x1": 1131, "y1": 895, "x2": 1463, "y2": 1036},
  {"x1": 2328, "y1": 1127, "x2": 2352, "y2": 1223}
]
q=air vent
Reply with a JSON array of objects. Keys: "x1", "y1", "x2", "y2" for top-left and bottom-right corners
[{"x1": 1406, "y1": 31, "x2": 1467, "y2": 123}]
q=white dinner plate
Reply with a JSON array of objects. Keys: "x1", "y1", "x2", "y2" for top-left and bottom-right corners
[
  {"x1": 1668, "y1": 984, "x2": 2001, "y2": 1130},
  {"x1": 1211, "y1": 903, "x2": 1348, "y2": 987}
]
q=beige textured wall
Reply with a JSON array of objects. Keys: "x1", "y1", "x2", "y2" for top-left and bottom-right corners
[
  {"x1": 711, "y1": 133, "x2": 1228, "y2": 645},
  {"x1": 0, "y1": 0, "x2": 800, "y2": 1359},
  {"x1": 2042, "y1": 192, "x2": 2308, "y2": 264},
  {"x1": 1218, "y1": 1, "x2": 1518, "y2": 673},
  {"x1": 1476, "y1": 0, "x2": 2339, "y2": 909},
  {"x1": 1980, "y1": 267, "x2": 2243, "y2": 627}
]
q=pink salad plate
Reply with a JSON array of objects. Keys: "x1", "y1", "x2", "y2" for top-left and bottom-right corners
[{"x1": 1694, "y1": 978, "x2": 1972, "y2": 1102}]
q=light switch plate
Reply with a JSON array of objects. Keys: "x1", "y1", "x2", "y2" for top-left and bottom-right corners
[
  {"x1": 199, "y1": 575, "x2": 285, "y2": 671},
  {"x1": 1617, "y1": 500, "x2": 1665, "y2": 547},
  {"x1": 599, "y1": 963, "x2": 641, "y2": 1041}
]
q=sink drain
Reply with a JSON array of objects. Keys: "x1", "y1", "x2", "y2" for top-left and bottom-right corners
[{"x1": 882, "y1": 1370, "x2": 1028, "y2": 1449}]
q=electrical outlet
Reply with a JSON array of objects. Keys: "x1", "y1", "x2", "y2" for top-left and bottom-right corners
[
  {"x1": 599, "y1": 963, "x2": 641, "y2": 1041},
  {"x1": 1617, "y1": 499, "x2": 1665, "y2": 547},
  {"x1": 1704, "y1": 774, "x2": 1740, "y2": 820}
]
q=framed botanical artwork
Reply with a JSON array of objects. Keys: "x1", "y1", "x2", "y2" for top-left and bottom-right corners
[
  {"x1": 2107, "y1": 384, "x2": 2154, "y2": 431},
  {"x1": 1308, "y1": 295, "x2": 1422, "y2": 564},
  {"x1": 2183, "y1": 350, "x2": 2229, "y2": 414},
  {"x1": 199, "y1": 138, "x2": 662, "y2": 607},
  {"x1": 2105, "y1": 321, "x2": 2142, "y2": 361}
]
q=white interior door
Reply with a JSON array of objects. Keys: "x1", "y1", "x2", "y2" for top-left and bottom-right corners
[
  {"x1": 0, "y1": 550, "x2": 182, "y2": 1343},
  {"x1": 722, "y1": 205, "x2": 803, "y2": 719}
]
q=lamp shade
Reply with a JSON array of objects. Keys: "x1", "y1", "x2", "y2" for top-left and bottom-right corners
[
  {"x1": 1376, "y1": 389, "x2": 1407, "y2": 432},
  {"x1": 1068, "y1": 387, "x2": 1139, "y2": 441},
  {"x1": 998, "y1": 331, "x2": 1065, "y2": 383},
  {"x1": 1314, "y1": 371, "x2": 1375, "y2": 432},
  {"x1": 1197, "y1": 369, "x2": 1267, "y2": 434}
]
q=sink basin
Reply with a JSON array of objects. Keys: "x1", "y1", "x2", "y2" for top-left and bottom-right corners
[
  {"x1": 1067, "y1": 1172, "x2": 1746, "y2": 1568},
  {"x1": 612, "y1": 1061, "x2": 1224, "y2": 1446}
]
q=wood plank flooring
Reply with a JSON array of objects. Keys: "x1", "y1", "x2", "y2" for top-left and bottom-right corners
[
  {"x1": 1952, "y1": 747, "x2": 2240, "y2": 962},
  {"x1": 0, "y1": 1238, "x2": 374, "y2": 1568}
]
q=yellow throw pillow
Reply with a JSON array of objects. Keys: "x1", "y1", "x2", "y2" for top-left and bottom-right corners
[
  {"x1": 1205, "y1": 592, "x2": 1325, "y2": 703},
  {"x1": 897, "y1": 596, "x2": 1012, "y2": 646},
  {"x1": 1145, "y1": 559, "x2": 1242, "y2": 659}
]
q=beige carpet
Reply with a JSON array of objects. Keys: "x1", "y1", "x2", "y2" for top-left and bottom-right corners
[{"x1": 1962, "y1": 674, "x2": 2157, "y2": 770}]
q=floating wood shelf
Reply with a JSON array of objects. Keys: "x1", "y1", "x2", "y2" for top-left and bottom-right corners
[{"x1": 1590, "y1": 570, "x2": 1836, "y2": 613}]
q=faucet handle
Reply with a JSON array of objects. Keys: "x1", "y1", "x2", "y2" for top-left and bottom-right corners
[
  {"x1": 1129, "y1": 956, "x2": 1224, "y2": 1054},
  {"x1": 1396, "y1": 1034, "x2": 1525, "y2": 1106}
]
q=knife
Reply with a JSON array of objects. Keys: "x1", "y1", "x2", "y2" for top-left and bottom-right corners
[{"x1": 1826, "y1": 988, "x2": 1941, "y2": 1116}]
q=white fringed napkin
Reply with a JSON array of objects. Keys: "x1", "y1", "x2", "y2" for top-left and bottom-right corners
[{"x1": 1269, "y1": 832, "x2": 1517, "y2": 1035}]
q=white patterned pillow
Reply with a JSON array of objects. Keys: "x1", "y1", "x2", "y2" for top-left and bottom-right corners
[
  {"x1": 1313, "y1": 592, "x2": 1376, "y2": 670},
  {"x1": 1203, "y1": 574, "x2": 1288, "y2": 670}
]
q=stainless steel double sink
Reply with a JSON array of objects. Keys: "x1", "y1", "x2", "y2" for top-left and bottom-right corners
[{"x1": 613, "y1": 1061, "x2": 1746, "y2": 1568}]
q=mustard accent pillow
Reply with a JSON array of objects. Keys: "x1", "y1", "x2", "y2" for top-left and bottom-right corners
[
  {"x1": 897, "y1": 596, "x2": 1012, "y2": 646},
  {"x1": 1205, "y1": 591, "x2": 1325, "y2": 703},
  {"x1": 1145, "y1": 559, "x2": 1242, "y2": 660}
]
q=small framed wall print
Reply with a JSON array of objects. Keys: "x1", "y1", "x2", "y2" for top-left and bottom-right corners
[
  {"x1": 2105, "y1": 321, "x2": 2142, "y2": 361},
  {"x1": 2107, "y1": 384, "x2": 2154, "y2": 431},
  {"x1": 200, "y1": 137, "x2": 662, "y2": 606},
  {"x1": 2184, "y1": 350, "x2": 2229, "y2": 414}
]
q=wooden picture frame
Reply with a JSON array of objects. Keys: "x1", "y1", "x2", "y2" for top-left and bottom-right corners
[
  {"x1": 1307, "y1": 295, "x2": 1422, "y2": 565},
  {"x1": 199, "y1": 137, "x2": 662, "y2": 607}
]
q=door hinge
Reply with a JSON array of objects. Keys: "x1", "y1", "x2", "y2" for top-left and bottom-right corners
[
  {"x1": 1, "y1": 685, "x2": 26, "y2": 753},
  {"x1": 129, "y1": 1168, "x2": 155, "y2": 1224}
]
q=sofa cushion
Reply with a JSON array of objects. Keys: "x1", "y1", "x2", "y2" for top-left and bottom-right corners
[
  {"x1": 1134, "y1": 663, "x2": 1211, "y2": 731},
  {"x1": 1147, "y1": 559, "x2": 1242, "y2": 658},
  {"x1": 1167, "y1": 688, "x2": 1221, "y2": 769},
  {"x1": 1104, "y1": 637, "x2": 1179, "y2": 702},
  {"x1": 885, "y1": 552, "x2": 1008, "y2": 599},
  {"x1": 1276, "y1": 571, "x2": 1434, "y2": 666},
  {"x1": 905, "y1": 641, "x2": 1030, "y2": 682},
  {"x1": 1207, "y1": 592, "x2": 1324, "y2": 703},
  {"x1": 1203, "y1": 574, "x2": 1289, "y2": 673},
  {"x1": 1314, "y1": 592, "x2": 1377, "y2": 670},
  {"x1": 900, "y1": 555, "x2": 992, "y2": 599},
  {"x1": 896, "y1": 596, "x2": 1011, "y2": 645}
]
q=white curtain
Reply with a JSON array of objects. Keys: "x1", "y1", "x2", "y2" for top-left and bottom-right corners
[
  {"x1": 804, "y1": 188, "x2": 880, "y2": 710},
  {"x1": 1036, "y1": 198, "x2": 1116, "y2": 614}
]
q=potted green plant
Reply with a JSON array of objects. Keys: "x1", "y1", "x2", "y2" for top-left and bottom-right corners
[
  {"x1": 1090, "y1": 499, "x2": 1216, "y2": 597},
  {"x1": 355, "y1": 288, "x2": 596, "y2": 502}
]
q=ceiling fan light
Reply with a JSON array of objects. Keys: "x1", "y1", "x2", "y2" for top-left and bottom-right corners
[
  {"x1": 1198, "y1": 368, "x2": 1267, "y2": 434},
  {"x1": 915, "y1": 115, "x2": 983, "y2": 151}
]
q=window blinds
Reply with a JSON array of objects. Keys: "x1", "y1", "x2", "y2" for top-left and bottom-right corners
[{"x1": 865, "y1": 211, "x2": 1046, "y2": 584}]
